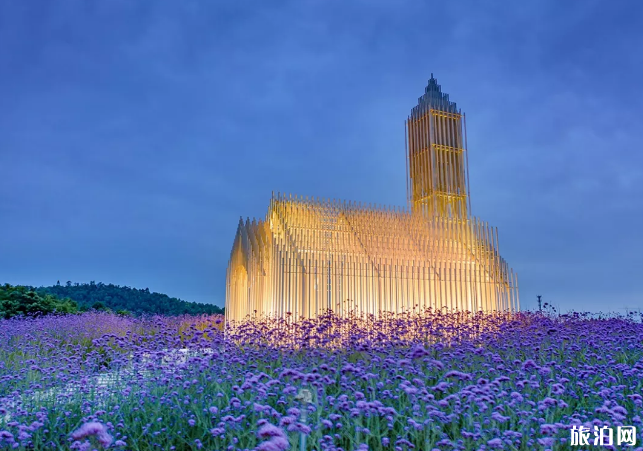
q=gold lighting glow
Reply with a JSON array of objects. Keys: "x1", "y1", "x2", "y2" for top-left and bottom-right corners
[{"x1": 225, "y1": 74, "x2": 519, "y2": 323}]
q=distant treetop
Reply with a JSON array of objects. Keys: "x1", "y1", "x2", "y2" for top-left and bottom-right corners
[{"x1": 1, "y1": 281, "x2": 223, "y2": 318}]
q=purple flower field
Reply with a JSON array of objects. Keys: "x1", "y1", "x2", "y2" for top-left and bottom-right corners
[{"x1": 1, "y1": 310, "x2": 643, "y2": 450}]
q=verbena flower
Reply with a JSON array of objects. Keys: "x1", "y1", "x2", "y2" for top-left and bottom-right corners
[
  {"x1": 255, "y1": 436, "x2": 289, "y2": 451},
  {"x1": 257, "y1": 423, "x2": 287, "y2": 439},
  {"x1": 70, "y1": 422, "x2": 112, "y2": 448}
]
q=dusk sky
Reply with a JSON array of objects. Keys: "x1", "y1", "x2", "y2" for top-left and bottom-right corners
[{"x1": 1, "y1": 1, "x2": 642, "y2": 313}]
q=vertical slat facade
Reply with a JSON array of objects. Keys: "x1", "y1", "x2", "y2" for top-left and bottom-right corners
[
  {"x1": 225, "y1": 74, "x2": 519, "y2": 322},
  {"x1": 226, "y1": 192, "x2": 519, "y2": 322}
]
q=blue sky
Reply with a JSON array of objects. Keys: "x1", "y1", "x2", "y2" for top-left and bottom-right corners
[{"x1": 1, "y1": 0, "x2": 642, "y2": 313}]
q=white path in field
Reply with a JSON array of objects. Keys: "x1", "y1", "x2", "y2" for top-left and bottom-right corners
[{"x1": 1, "y1": 348, "x2": 217, "y2": 423}]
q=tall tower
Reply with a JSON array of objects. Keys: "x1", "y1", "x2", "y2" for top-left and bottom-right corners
[
  {"x1": 406, "y1": 74, "x2": 471, "y2": 219},
  {"x1": 225, "y1": 74, "x2": 520, "y2": 324}
]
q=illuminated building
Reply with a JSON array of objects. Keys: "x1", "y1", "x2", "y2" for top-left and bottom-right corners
[{"x1": 226, "y1": 74, "x2": 519, "y2": 322}]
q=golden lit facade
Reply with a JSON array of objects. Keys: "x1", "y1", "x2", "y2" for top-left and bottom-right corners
[{"x1": 226, "y1": 75, "x2": 519, "y2": 323}]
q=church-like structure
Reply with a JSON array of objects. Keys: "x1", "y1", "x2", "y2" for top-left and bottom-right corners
[{"x1": 225, "y1": 75, "x2": 519, "y2": 323}]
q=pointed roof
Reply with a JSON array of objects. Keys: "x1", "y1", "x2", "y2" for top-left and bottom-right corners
[{"x1": 412, "y1": 73, "x2": 459, "y2": 116}]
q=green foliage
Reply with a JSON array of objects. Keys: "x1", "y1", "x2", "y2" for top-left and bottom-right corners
[
  {"x1": 1, "y1": 281, "x2": 223, "y2": 319},
  {"x1": 36, "y1": 281, "x2": 224, "y2": 316},
  {"x1": 91, "y1": 301, "x2": 106, "y2": 311},
  {"x1": 0, "y1": 283, "x2": 79, "y2": 319}
]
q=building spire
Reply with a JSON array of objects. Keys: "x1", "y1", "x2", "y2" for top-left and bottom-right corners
[{"x1": 413, "y1": 72, "x2": 458, "y2": 115}]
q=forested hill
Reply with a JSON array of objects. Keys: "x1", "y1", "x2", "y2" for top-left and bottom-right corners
[{"x1": 37, "y1": 281, "x2": 224, "y2": 316}]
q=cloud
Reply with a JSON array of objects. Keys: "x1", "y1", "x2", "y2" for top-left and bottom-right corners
[{"x1": 0, "y1": 1, "x2": 641, "y2": 310}]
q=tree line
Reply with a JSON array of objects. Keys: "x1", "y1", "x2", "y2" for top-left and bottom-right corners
[
  {"x1": 0, "y1": 281, "x2": 224, "y2": 319},
  {"x1": 0, "y1": 284, "x2": 78, "y2": 319}
]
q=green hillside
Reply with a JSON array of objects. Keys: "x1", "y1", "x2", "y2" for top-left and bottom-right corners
[
  {"x1": 0, "y1": 281, "x2": 224, "y2": 319},
  {"x1": 39, "y1": 281, "x2": 224, "y2": 316}
]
